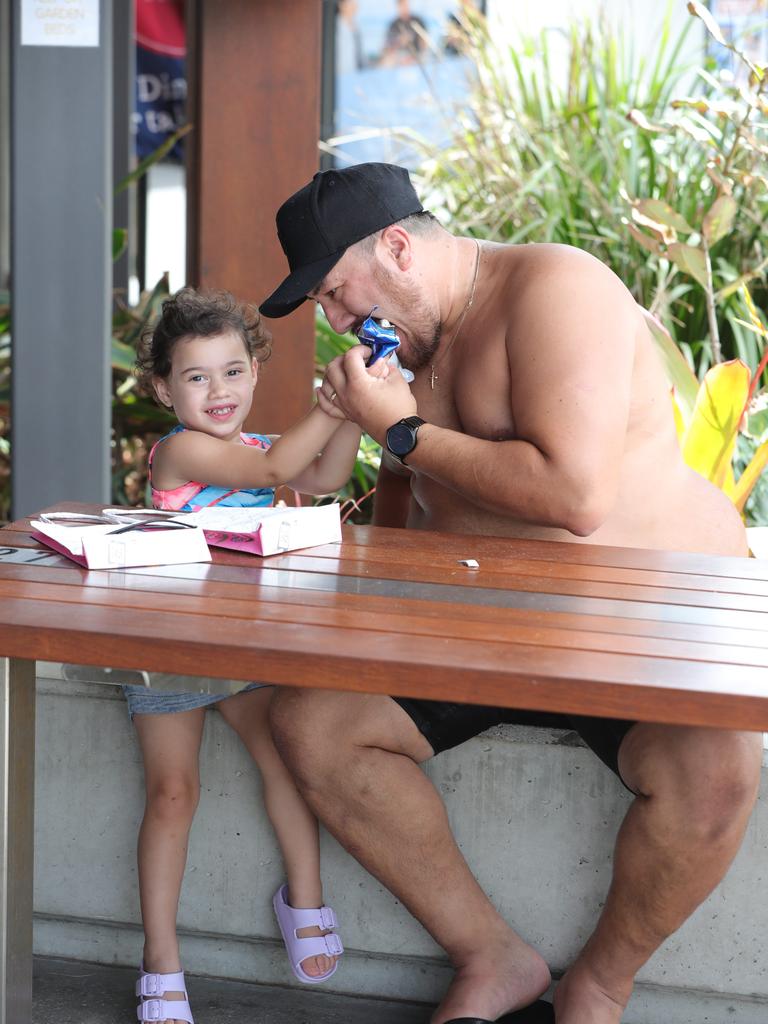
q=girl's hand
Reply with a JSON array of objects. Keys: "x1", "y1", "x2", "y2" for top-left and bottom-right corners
[
  {"x1": 317, "y1": 345, "x2": 388, "y2": 419},
  {"x1": 316, "y1": 383, "x2": 347, "y2": 420}
]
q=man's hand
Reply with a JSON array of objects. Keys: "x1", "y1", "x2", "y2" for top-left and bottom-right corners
[{"x1": 319, "y1": 345, "x2": 417, "y2": 440}]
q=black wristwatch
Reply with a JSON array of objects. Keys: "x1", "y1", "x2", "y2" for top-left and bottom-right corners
[{"x1": 385, "y1": 416, "x2": 426, "y2": 465}]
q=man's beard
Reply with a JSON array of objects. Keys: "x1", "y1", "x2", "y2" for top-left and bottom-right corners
[{"x1": 371, "y1": 261, "x2": 442, "y2": 371}]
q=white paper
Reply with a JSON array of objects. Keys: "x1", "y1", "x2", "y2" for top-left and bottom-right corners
[
  {"x1": 22, "y1": 0, "x2": 100, "y2": 48},
  {"x1": 179, "y1": 506, "x2": 297, "y2": 531}
]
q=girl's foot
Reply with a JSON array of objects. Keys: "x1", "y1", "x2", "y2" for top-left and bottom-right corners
[
  {"x1": 137, "y1": 955, "x2": 193, "y2": 1024},
  {"x1": 273, "y1": 884, "x2": 344, "y2": 983}
]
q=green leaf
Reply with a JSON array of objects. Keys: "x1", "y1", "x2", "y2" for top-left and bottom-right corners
[
  {"x1": 626, "y1": 108, "x2": 666, "y2": 132},
  {"x1": 111, "y1": 336, "x2": 137, "y2": 372},
  {"x1": 702, "y1": 195, "x2": 737, "y2": 246},
  {"x1": 625, "y1": 221, "x2": 662, "y2": 255},
  {"x1": 687, "y1": 0, "x2": 763, "y2": 79},
  {"x1": 119, "y1": 274, "x2": 171, "y2": 350},
  {"x1": 687, "y1": 2, "x2": 727, "y2": 48},
  {"x1": 112, "y1": 228, "x2": 128, "y2": 262},
  {"x1": 635, "y1": 198, "x2": 693, "y2": 234},
  {"x1": 642, "y1": 308, "x2": 698, "y2": 424},
  {"x1": 667, "y1": 242, "x2": 709, "y2": 289},
  {"x1": 745, "y1": 403, "x2": 768, "y2": 444},
  {"x1": 115, "y1": 123, "x2": 193, "y2": 194}
]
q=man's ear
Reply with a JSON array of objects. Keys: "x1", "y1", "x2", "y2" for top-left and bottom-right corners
[
  {"x1": 378, "y1": 224, "x2": 413, "y2": 271},
  {"x1": 153, "y1": 377, "x2": 173, "y2": 408}
]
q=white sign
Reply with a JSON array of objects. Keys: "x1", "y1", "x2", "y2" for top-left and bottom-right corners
[{"x1": 21, "y1": 0, "x2": 99, "y2": 48}]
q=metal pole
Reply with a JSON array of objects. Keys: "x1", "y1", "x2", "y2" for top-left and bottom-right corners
[
  {"x1": 0, "y1": 657, "x2": 36, "y2": 1024},
  {"x1": 10, "y1": 0, "x2": 113, "y2": 517}
]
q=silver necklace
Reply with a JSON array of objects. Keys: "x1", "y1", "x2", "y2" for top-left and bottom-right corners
[{"x1": 430, "y1": 238, "x2": 481, "y2": 390}]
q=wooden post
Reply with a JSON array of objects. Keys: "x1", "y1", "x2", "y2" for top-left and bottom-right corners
[{"x1": 186, "y1": 1, "x2": 322, "y2": 434}]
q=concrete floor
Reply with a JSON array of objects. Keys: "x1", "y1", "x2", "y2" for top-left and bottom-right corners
[{"x1": 34, "y1": 956, "x2": 431, "y2": 1024}]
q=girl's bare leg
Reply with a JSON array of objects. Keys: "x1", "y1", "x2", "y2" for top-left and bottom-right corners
[
  {"x1": 218, "y1": 686, "x2": 337, "y2": 978},
  {"x1": 134, "y1": 707, "x2": 206, "y2": 1024}
]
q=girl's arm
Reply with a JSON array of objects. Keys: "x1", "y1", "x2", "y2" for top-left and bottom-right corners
[
  {"x1": 285, "y1": 349, "x2": 392, "y2": 494},
  {"x1": 152, "y1": 403, "x2": 350, "y2": 492},
  {"x1": 286, "y1": 419, "x2": 362, "y2": 495}
]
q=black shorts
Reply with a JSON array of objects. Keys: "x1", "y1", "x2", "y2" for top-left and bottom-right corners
[{"x1": 392, "y1": 697, "x2": 637, "y2": 790}]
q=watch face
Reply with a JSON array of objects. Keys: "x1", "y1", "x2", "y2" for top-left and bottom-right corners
[{"x1": 387, "y1": 421, "x2": 415, "y2": 456}]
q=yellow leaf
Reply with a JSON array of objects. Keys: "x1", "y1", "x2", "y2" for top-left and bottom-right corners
[
  {"x1": 681, "y1": 360, "x2": 750, "y2": 487},
  {"x1": 741, "y1": 284, "x2": 768, "y2": 336},
  {"x1": 722, "y1": 462, "x2": 737, "y2": 501},
  {"x1": 733, "y1": 439, "x2": 768, "y2": 512},
  {"x1": 671, "y1": 389, "x2": 685, "y2": 442}
]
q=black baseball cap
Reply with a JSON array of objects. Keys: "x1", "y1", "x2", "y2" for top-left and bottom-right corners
[{"x1": 259, "y1": 162, "x2": 424, "y2": 319}]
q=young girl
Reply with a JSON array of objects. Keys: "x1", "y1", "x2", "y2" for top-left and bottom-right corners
[{"x1": 129, "y1": 287, "x2": 375, "y2": 1024}]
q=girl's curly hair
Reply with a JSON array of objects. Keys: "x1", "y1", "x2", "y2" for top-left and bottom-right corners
[{"x1": 135, "y1": 287, "x2": 272, "y2": 397}]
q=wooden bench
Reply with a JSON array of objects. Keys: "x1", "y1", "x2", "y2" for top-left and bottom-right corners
[{"x1": 1, "y1": 502, "x2": 767, "y2": 1022}]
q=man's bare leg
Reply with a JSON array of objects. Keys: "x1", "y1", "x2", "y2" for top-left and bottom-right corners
[
  {"x1": 270, "y1": 688, "x2": 550, "y2": 1023},
  {"x1": 554, "y1": 725, "x2": 763, "y2": 1024}
]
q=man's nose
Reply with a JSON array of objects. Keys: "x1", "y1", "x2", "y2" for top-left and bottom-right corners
[{"x1": 321, "y1": 303, "x2": 356, "y2": 337}]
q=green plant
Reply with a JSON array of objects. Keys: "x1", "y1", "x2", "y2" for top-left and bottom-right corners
[
  {"x1": 407, "y1": 2, "x2": 767, "y2": 522},
  {"x1": 415, "y1": 5, "x2": 697, "y2": 272},
  {"x1": 412, "y1": 3, "x2": 766, "y2": 363},
  {"x1": 624, "y1": 2, "x2": 767, "y2": 371},
  {"x1": 645, "y1": 294, "x2": 768, "y2": 516},
  {"x1": 111, "y1": 274, "x2": 177, "y2": 506}
]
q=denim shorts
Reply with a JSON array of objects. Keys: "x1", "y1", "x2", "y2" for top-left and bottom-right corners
[{"x1": 123, "y1": 682, "x2": 270, "y2": 718}]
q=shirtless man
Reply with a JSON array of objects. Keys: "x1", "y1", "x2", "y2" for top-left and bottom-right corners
[{"x1": 259, "y1": 162, "x2": 762, "y2": 1024}]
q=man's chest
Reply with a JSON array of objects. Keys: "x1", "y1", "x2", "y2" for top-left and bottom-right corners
[{"x1": 413, "y1": 342, "x2": 517, "y2": 443}]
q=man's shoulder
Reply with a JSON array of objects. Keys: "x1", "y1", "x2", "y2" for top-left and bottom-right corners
[
  {"x1": 497, "y1": 242, "x2": 632, "y2": 312},
  {"x1": 501, "y1": 241, "x2": 611, "y2": 278}
]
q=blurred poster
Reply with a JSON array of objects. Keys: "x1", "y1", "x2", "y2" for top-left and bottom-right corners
[
  {"x1": 135, "y1": 0, "x2": 186, "y2": 161},
  {"x1": 331, "y1": 0, "x2": 484, "y2": 167},
  {"x1": 709, "y1": 0, "x2": 768, "y2": 75}
]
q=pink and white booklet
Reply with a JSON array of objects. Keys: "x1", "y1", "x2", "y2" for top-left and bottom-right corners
[
  {"x1": 30, "y1": 512, "x2": 211, "y2": 570},
  {"x1": 177, "y1": 503, "x2": 342, "y2": 557},
  {"x1": 31, "y1": 503, "x2": 342, "y2": 567}
]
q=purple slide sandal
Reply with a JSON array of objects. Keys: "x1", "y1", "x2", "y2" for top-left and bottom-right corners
[{"x1": 272, "y1": 884, "x2": 344, "y2": 985}]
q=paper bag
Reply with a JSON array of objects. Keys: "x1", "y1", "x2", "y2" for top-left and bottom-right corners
[
  {"x1": 180, "y1": 503, "x2": 342, "y2": 556},
  {"x1": 30, "y1": 518, "x2": 211, "y2": 569}
]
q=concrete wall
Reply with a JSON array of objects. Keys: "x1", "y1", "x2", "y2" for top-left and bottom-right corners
[{"x1": 33, "y1": 665, "x2": 768, "y2": 1023}]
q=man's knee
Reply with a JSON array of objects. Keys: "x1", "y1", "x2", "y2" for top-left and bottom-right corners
[
  {"x1": 270, "y1": 688, "x2": 427, "y2": 787},
  {"x1": 622, "y1": 726, "x2": 762, "y2": 838}
]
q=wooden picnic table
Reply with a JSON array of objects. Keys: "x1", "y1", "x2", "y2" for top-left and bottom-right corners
[{"x1": 1, "y1": 501, "x2": 767, "y2": 1022}]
